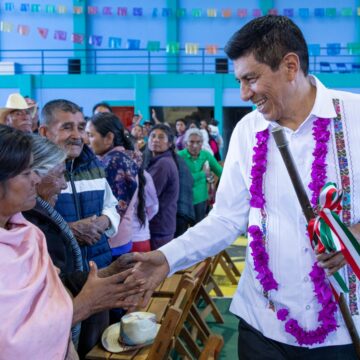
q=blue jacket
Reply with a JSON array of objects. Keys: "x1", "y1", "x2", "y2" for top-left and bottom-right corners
[{"x1": 55, "y1": 145, "x2": 112, "y2": 270}]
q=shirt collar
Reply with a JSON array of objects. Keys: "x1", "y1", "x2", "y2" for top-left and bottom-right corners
[{"x1": 253, "y1": 75, "x2": 337, "y2": 133}]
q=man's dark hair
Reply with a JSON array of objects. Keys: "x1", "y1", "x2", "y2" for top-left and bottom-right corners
[
  {"x1": 224, "y1": 15, "x2": 309, "y2": 76},
  {"x1": 92, "y1": 102, "x2": 113, "y2": 114},
  {"x1": 41, "y1": 99, "x2": 83, "y2": 126}
]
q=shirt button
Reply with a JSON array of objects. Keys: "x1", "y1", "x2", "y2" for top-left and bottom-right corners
[
  {"x1": 304, "y1": 276, "x2": 309, "y2": 282},
  {"x1": 304, "y1": 247, "x2": 309, "y2": 253},
  {"x1": 306, "y1": 305, "x2": 311, "y2": 310}
]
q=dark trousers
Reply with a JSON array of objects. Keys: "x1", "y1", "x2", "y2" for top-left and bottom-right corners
[
  {"x1": 238, "y1": 317, "x2": 357, "y2": 360},
  {"x1": 193, "y1": 201, "x2": 208, "y2": 224},
  {"x1": 175, "y1": 214, "x2": 190, "y2": 237},
  {"x1": 77, "y1": 311, "x2": 109, "y2": 359}
]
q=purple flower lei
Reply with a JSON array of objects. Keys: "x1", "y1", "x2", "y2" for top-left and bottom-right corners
[{"x1": 248, "y1": 119, "x2": 338, "y2": 346}]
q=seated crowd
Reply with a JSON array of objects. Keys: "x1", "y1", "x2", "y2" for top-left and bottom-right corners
[{"x1": 0, "y1": 93, "x2": 223, "y2": 359}]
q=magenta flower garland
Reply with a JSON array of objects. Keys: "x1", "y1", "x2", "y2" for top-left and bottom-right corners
[{"x1": 248, "y1": 119, "x2": 339, "y2": 346}]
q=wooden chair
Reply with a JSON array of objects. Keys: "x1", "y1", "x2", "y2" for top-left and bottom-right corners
[
  {"x1": 86, "y1": 276, "x2": 197, "y2": 360},
  {"x1": 199, "y1": 334, "x2": 224, "y2": 360},
  {"x1": 211, "y1": 250, "x2": 241, "y2": 285}
]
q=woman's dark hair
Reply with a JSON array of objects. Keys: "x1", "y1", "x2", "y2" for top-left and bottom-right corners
[
  {"x1": 224, "y1": 15, "x2": 309, "y2": 76},
  {"x1": 145, "y1": 124, "x2": 179, "y2": 170},
  {"x1": 0, "y1": 124, "x2": 32, "y2": 185},
  {"x1": 137, "y1": 168, "x2": 146, "y2": 227},
  {"x1": 92, "y1": 102, "x2": 113, "y2": 114},
  {"x1": 90, "y1": 112, "x2": 134, "y2": 150}
]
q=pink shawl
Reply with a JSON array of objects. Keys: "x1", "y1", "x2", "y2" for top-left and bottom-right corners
[{"x1": 0, "y1": 213, "x2": 73, "y2": 359}]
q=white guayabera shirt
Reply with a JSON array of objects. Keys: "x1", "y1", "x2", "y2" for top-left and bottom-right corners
[{"x1": 160, "y1": 76, "x2": 360, "y2": 347}]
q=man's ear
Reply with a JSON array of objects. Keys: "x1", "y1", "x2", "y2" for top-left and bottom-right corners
[
  {"x1": 38, "y1": 125, "x2": 47, "y2": 137},
  {"x1": 282, "y1": 52, "x2": 300, "y2": 80}
]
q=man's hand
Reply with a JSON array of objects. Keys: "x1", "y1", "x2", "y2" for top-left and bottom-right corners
[
  {"x1": 98, "y1": 253, "x2": 136, "y2": 278},
  {"x1": 123, "y1": 251, "x2": 170, "y2": 309},
  {"x1": 316, "y1": 250, "x2": 347, "y2": 275},
  {"x1": 69, "y1": 215, "x2": 110, "y2": 245},
  {"x1": 72, "y1": 261, "x2": 145, "y2": 324}
]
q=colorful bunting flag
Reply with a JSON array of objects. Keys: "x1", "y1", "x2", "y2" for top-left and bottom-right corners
[
  {"x1": 341, "y1": 8, "x2": 353, "y2": 16},
  {"x1": 237, "y1": 9, "x2": 248, "y2": 18},
  {"x1": 162, "y1": 8, "x2": 172, "y2": 17},
  {"x1": 147, "y1": 41, "x2": 160, "y2": 51},
  {"x1": 314, "y1": 8, "x2": 325, "y2": 17},
  {"x1": 127, "y1": 39, "x2": 141, "y2": 50},
  {"x1": 72, "y1": 33, "x2": 84, "y2": 44},
  {"x1": 327, "y1": 43, "x2": 341, "y2": 56},
  {"x1": 54, "y1": 30, "x2": 67, "y2": 41},
  {"x1": 18, "y1": 25, "x2": 30, "y2": 36},
  {"x1": 73, "y1": 6, "x2": 83, "y2": 14},
  {"x1": 103, "y1": 6, "x2": 112, "y2": 16},
  {"x1": 152, "y1": 8, "x2": 158, "y2": 17},
  {"x1": 4, "y1": 3, "x2": 14, "y2": 11},
  {"x1": 326, "y1": 8, "x2": 337, "y2": 17},
  {"x1": 37, "y1": 27, "x2": 48, "y2": 39},
  {"x1": 252, "y1": 9, "x2": 262, "y2": 17},
  {"x1": 176, "y1": 8, "x2": 186, "y2": 17},
  {"x1": 166, "y1": 42, "x2": 180, "y2": 54},
  {"x1": 46, "y1": 5, "x2": 56, "y2": 14},
  {"x1": 117, "y1": 7, "x2": 127, "y2": 16},
  {"x1": 207, "y1": 8, "x2": 217, "y2": 17},
  {"x1": 88, "y1": 6, "x2": 98, "y2": 15},
  {"x1": 308, "y1": 44, "x2": 321, "y2": 56},
  {"x1": 347, "y1": 42, "x2": 360, "y2": 55},
  {"x1": 0, "y1": 21, "x2": 13, "y2": 32},
  {"x1": 299, "y1": 8, "x2": 310, "y2": 18},
  {"x1": 192, "y1": 8, "x2": 202, "y2": 17},
  {"x1": 89, "y1": 35, "x2": 103, "y2": 46},
  {"x1": 283, "y1": 8, "x2": 294, "y2": 17},
  {"x1": 268, "y1": 9, "x2": 278, "y2": 15},
  {"x1": 20, "y1": 3, "x2": 30, "y2": 12},
  {"x1": 222, "y1": 9, "x2": 232, "y2": 18},
  {"x1": 109, "y1": 37, "x2": 122, "y2": 49},
  {"x1": 31, "y1": 4, "x2": 41, "y2": 13},
  {"x1": 185, "y1": 43, "x2": 199, "y2": 55},
  {"x1": 57, "y1": 5, "x2": 67, "y2": 14},
  {"x1": 205, "y1": 44, "x2": 218, "y2": 55},
  {"x1": 133, "y1": 8, "x2": 143, "y2": 16}
]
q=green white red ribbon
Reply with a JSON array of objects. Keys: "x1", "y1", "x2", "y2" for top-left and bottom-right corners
[{"x1": 308, "y1": 182, "x2": 360, "y2": 297}]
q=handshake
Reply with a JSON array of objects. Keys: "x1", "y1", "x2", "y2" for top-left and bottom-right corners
[{"x1": 73, "y1": 251, "x2": 170, "y2": 324}]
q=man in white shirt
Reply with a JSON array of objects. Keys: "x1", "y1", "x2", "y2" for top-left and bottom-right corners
[{"x1": 129, "y1": 15, "x2": 360, "y2": 359}]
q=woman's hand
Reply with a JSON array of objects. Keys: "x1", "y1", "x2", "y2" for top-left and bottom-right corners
[{"x1": 72, "y1": 261, "x2": 144, "y2": 324}]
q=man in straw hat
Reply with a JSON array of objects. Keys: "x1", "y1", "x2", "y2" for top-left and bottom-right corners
[{"x1": 0, "y1": 93, "x2": 36, "y2": 133}]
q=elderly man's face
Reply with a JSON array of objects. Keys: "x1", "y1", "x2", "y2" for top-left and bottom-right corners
[
  {"x1": 6, "y1": 109, "x2": 33, "y2": 133},
  {"x1": 42, "y1": 110, "x2": 86, "y2": 160},
  {"x1": 187, "y1": 134, "x2": 203, "y2": 157}
]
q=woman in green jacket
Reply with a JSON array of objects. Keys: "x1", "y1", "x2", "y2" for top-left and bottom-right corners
[{"x1": 178, "y1": 128, "x2": 223, "y2": 224}]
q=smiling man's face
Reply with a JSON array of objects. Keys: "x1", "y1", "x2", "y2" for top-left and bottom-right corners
[{"x1": 42, "y1": 110, "x2": 86, "y2": 159}]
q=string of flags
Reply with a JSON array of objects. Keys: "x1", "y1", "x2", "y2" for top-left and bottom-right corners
[{"x1": 2, "y1": 4, "x2": 360, "y2": 18}]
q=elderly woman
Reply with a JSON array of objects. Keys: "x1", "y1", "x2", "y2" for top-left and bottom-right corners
[
  {"x1": 0, "y1": 125, "x2": 73, "y2": 359},
  {"x1": 178, "y1": 128, "x2": 223, "y2": 224},
  {"x1": 22, "y1": 134, "x2": 142, "y2": 357}
]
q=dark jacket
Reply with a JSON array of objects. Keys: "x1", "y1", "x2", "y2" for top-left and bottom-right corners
[
  {"x1": 23, "y1": 202, "x2": 88, "y2": 296},
  {"x1": 148, "y1": 150, "x2": 179, "y2": 242},
  {"x1": 55, "y1": 145, "x2": 112, "y2": 270},
  {"x1": 176, "y1": 155, "x2": 195, "y2": 221}
]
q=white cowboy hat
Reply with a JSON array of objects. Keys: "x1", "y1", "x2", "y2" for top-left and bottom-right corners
[
  {"x1": 0, "y1": 93, "x2": 36, "y2": 124},
  {"x1": 101, "y1": 312, "x2": 160, "y2": 353}
]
